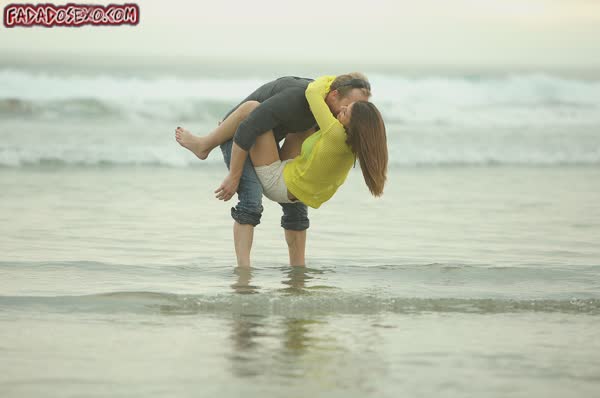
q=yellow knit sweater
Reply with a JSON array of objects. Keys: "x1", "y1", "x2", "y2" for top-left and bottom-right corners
[{"x1": 283, "y1": 76, "x2": 355, "y2": 209}]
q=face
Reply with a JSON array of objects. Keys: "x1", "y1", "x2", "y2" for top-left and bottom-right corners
[
  {"x1": 327, "y1": 88, "x2": 368, "y2": 117},
  {"x1": 336, "y1": 102, "x2": 354, "y2": 127}
]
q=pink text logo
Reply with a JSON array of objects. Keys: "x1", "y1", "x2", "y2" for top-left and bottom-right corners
[{"x1": 4, "y1": 3, "x2": 140, "y2": 28}]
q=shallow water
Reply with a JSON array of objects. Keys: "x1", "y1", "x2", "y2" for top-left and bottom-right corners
[
  {"x1": 2, "y1": 310, "x2": 599, "y2": 398},
  {"x1": 1, "y1": 166, "x2": 599, "y2": 397}
]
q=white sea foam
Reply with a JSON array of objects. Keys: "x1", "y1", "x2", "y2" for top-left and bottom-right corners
[
  {"x1": 2, "y1": 69, "x2": 600, "y2": 126},
  {"x1": 1, "y1": 69, "x2": 599, "y2": 166}
]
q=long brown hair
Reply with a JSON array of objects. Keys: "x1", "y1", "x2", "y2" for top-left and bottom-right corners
[{"x1": 346, "y1": 101, "x2": 388, "y2": 197}]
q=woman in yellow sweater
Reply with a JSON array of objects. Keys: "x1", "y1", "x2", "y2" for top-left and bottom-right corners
[{"x1": 251, "y1": 75, "x2": 388, "y2": 208}]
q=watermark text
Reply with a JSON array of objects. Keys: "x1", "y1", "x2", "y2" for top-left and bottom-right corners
[{"x1": 4, "y1": 3, "x2": 140, "y2": 27}]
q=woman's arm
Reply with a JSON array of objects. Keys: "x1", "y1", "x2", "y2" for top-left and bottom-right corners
[{"x1": 305, "y1": 76, "x2": 338, "y2": 131}]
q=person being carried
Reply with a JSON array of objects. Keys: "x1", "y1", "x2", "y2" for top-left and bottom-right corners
[{"x1": 245, "y1": 75, "x2": 387, "y2": 209}]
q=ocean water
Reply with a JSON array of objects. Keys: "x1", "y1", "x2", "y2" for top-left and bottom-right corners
[{"x1": 1, "y1": 64, "x2": 600, "y2": 397}]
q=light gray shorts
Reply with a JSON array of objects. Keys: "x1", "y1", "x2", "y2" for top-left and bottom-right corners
[{"x1": 254, "y1": 160, "x2": 297, "y2": 204}]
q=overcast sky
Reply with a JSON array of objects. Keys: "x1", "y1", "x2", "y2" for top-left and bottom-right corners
[{"x1": 2, "y1": 0, "x2": 600, "y2": 68}]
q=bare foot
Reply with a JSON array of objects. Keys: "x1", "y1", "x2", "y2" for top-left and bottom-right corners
[{"x1": 175, "y1": 127, "x2": 212, "y2": 160}]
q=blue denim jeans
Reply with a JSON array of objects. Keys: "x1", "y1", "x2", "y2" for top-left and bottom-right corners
[{"x1": 220, "y1": 139, "x2": 309, "y2": 230}]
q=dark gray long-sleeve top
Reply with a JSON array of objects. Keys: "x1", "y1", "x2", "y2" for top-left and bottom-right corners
[{"x1": 224, "y1": 76, "x2": 318, "y2": 151}]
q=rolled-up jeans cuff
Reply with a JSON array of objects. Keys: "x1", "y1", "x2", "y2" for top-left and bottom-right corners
[
  {"x1": 231, "y1": 206, "x2": 263, "y2": 227},
  {"x1": 280, "y1": 203, "x2": 309, "y2": 231},
  {"x1": 281, "y1": 218, "x2": 309, "y2": 231}
]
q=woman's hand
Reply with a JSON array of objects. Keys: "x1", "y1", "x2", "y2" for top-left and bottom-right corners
[
  {"x1": 306, "y1": 76, "x2": 335, "y2": 99},
  {"x1": 215, "y1": 173, "x2": 240, "y2": 201}
]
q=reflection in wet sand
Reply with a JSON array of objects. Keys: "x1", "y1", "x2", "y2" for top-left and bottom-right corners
[
  {"x1": 225, "y1": 266, "x2": 384, "y2": 385},
  {"x1": 228, "y1": 268, "x2": 265, "y2": 377},
  {"x1": 230, "y1": 267, "x2": 260, "y2": 295},
  {"x1": 281, "y1": 318, "x2": 322, "y2": 356},
  {"x1": 227, "y1": 267, "x2": 328, "y2": 378},
  {"x1": 228, "y1": 313, "x2": 268, "y2": 378},
  {"x1": 279, "y1": 266, "x2": 323, "y2": 294}
]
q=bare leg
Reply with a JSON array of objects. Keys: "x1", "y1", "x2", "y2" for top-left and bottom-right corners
[
  {"x1": 279, "y1": 128, "x2": 315, "y2": 160},
  {"x1": 233, "y1": 222, "x2": 253, "y2": 267},
  {"x1": 175, "y1": 100, "x2": 260, "y2": 160},
  {"x1": 280, "y1": 130, "x2": 314, "y2": 267},
  {"x1": 248, "y1": 130, "x2": 281, "y2": 167},
  {"x1": 285, "y1": 229, "x2": 306, "y2": 266}
]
